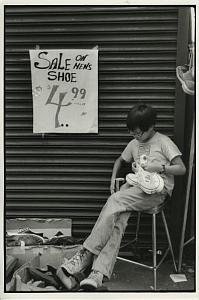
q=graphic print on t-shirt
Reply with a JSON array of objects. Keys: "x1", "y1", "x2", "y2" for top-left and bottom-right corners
[{"x1": 138, "y1": 144, "x2": 151, "y2": 162}]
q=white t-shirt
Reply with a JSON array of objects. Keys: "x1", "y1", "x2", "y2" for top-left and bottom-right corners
[{"x1": 121, "y1": 131, "x2": 182, "y2": 196}]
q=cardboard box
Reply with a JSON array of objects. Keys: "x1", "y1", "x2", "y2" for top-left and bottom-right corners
[
  {"x1": 6, "y1": 244, "x2": 81, "y2": 291},
  {"x1": 6, "y1": 244, "x2": 80, "y2": 268},
  {"x1": 6, "y1": 218, "x2": 72, "y2": 239}
]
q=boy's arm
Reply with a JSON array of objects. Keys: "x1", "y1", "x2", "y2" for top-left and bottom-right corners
[
  {"x1": 110, "y1": 156, "x2": 126, "y2": 194},
  {"x1": 145, "y1": 156, "x2": 186, "y2": 175},
  {"x1": 164, "y1": 156, "x2": 186, "y2": 175}
]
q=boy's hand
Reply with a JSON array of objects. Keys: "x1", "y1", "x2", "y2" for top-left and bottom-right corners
[
  {"x1": 144, "y1": 162, "x2": 162, "y2": 173},
  {"x1": 110, "y1": 178, "x2": 115, "y2": 194}
]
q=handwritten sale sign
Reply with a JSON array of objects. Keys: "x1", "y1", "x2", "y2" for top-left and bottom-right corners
[{"x1": 29, "y1": 49, "x2": 98, "y2": 133}]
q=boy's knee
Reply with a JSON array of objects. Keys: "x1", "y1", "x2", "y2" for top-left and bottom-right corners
[{"x1": 120, "y1": 182, "x2": 131, "y2": 191}]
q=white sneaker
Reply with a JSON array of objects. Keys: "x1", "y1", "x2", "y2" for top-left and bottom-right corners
[
  {"x1": 126, "y1": 173, "x2": 138, "y2": 186},
  {"x1": 126, "y1": 166, "x2": 164, "y2": 194},
  {"x1": 80, "y1": 270, "x2": 103, "y2": 291},
  {"x1": 57, "y1": 248, "x2": 93, "y2": 276}
]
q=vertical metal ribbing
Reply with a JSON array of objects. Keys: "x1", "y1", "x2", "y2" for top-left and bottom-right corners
[{"x1": 5, "y1": 5, "x2": 180, "y2": 250}]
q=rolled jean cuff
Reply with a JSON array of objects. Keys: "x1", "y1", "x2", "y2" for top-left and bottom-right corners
[
  {"x1": 83, "y1": 241, "x2": 100, "y2": 256},
  {"x1": 92, "y1": 265, "x2": 111, "y2": 279}
]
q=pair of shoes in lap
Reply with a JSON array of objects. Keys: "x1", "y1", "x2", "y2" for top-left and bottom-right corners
[
  {"x1": 56, "y1": 247, "x2": 103, "y2": 291},
  {"x1": 126, "y1": 164, "x2": 164, "y2": 194}
]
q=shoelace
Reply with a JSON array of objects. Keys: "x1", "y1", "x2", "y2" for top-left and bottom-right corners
[
  {"x1": 87, "y1": 270, "x2": 103, "y2": 286},
  {"x1": 70, "y1": 250, "x2": 87, "y2": 266},
  {"x1": 88, "y1": 270, "x2": 99, "y2": 280},
  {"x1": 138, "y1": 167, "x2": 151, "y2": 183}
]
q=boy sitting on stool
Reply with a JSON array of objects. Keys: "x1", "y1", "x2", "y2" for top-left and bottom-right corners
[{"x1": 57, "y1": 103, "x2": 186, "y2": 291}]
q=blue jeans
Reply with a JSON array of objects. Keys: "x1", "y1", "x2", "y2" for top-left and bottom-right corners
[{"x1": 83, "y1": 183, "x2": 167, "y2": 279}]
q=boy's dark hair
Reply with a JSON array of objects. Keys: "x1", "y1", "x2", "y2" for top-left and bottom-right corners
[{"x1": 126, "y1": 104, "x2": 157, "y2": 132}]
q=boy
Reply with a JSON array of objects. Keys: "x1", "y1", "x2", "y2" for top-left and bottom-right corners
[{"x1": 57, "y1": 104, "x2": 186, "y2": 291}]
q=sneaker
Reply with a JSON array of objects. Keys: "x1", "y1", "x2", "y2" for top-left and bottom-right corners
[
  {"x1": 176, "y1": 66, "x2": 194, "y2": 95},
  {"x1": 6, "y1": 233, "x2": 46, "y2": 246},
  {"x1": 80, "y1": 270, "x2": 103, "y2": 291},
  {"x1": 126, "y1": 166, "x2": 164, "y2": 194},
  {"x1": 126, "y1": 173, "x2": 138, "y2": 186},
  {"x1": 28, "y1": 266, "x2": 61, "y2": 289},
  {"x1": 57, "y1": 248, "x2": 93, "y2": 276}
]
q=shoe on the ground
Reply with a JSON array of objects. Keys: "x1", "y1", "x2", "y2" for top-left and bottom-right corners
[
  {"x1": 6, "y1": 255, "x2": 18, "y2": 281},
  {"x1": 57, "y1": 247, "x2": 93, "y2": 276},
  {"x1": 28, "y1": 266, "x2": 61, "y2": 289},
  {"x1": 80, "y1": 270, "x2": 103, "y2": 291},
  {"x1": 56, "y1": 267, "x2": 76, "y2": 290},
  {"x1": 126, "y1": 166, "x2": 164, "y2": 194},
  {"x1": 176, "y1": 66, "x2": 194, "y2": 95},
  {"x1": 6, "y1": 233, "x2": 46, "y2": 246}
]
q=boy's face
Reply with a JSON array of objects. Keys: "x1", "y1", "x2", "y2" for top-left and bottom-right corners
[{"x1": 130, "y1": 126, "x2": 154, "y2": 142}]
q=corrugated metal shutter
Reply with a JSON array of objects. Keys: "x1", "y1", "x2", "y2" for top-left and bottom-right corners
[{"x1": 5, "y1": 5, "x2": 180, "y2": 252}]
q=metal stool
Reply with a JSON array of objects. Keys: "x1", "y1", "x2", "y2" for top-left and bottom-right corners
[{"x1": 115, "y1": 178, "x2": 177, "y2": 290}]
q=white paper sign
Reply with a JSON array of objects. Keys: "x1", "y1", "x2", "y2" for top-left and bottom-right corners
[{"x1": 29, "y1": 49, "x2": 98, "y2": 133}]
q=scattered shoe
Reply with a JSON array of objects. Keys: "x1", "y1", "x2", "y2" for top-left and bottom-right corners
[
  {"x1": 126, "y1": 165, "x2": 164, "y2": 194},
  {"x1": 26, "y1": 279, "x2": 58, "y2": 291},
  {"x1": 15, "y1": 275, "x2": 58, "y2": 291},
  {"x1": 57, "y1": 247, "x2": 93, "y2": 276},
  {"x1": 176, "y1": 66, "x2": 194, "y2": 95},
  {"x1": 80, "y1": 270, "x2": 103, "y2": 291},
  {"x1": 56, "y1": 267, "x2": 84, "y2": 290},
  {"x1": 18, "y1": 227, "x2": 45, "y2": 238},
  {"x1": 6, "y1": 255, "x2": 18, "y2": 282},
  {"x1": 47, "y1": 235, "x2": 83, "y2": 246},
  {"x1": 28, "y1": 265, "x2": 62, "y2": 289},
  {"x1": 6, "y1": 233, "x2": 46, "y2": 246}
]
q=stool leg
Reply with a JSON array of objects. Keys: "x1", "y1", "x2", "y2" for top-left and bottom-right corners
[
  {"x1": 161, "y1": 211, "x2": 177, "y2": 272},
  {"x1": 152, "y1": 213, "x2": 157, "y2": 290},
  {"x1": 135, "y1": 212, "x2": 141, "y2": 242}
]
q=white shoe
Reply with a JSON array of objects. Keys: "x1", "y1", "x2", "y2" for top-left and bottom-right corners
[
  {"x1": 80, "y1": 270, "x2": 103, "y2": 291},
  {"x1": 126, "y1": 173, "x2": 138, "y2": 186},
  {"x1": 57, "y1": 247, "x2": 93, "y2": 276},
  {"x1": 126, "y1": 166, "x2": 164, "y2": 194}
]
